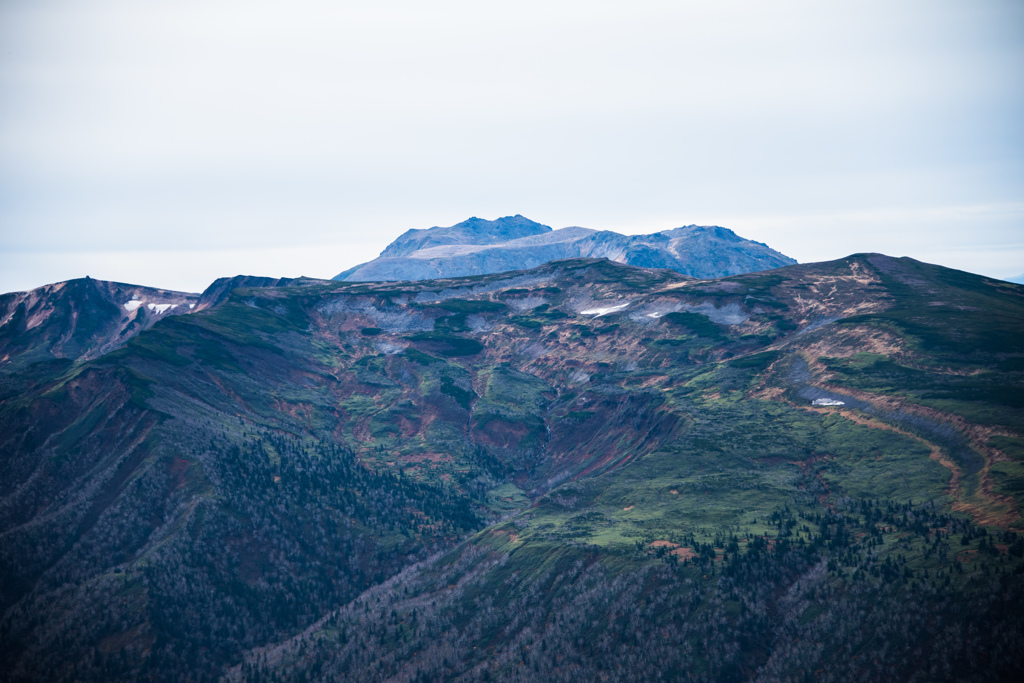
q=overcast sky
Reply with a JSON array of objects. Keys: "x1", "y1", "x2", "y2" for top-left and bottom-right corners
[{"x1": 1, "y1": 0, "x2": 1022, "y2": 293}]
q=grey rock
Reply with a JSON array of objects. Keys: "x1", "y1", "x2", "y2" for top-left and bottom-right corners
[{"x1": 336, "y1": 215, "x2": 796, "y2": 282}]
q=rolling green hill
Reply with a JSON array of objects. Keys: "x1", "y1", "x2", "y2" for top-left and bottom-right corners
[{"x1": 1, "y1": 255, "x2": 1023, "y2": 681}]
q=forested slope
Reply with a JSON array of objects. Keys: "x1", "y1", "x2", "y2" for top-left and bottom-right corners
[{"x1": 1, "y1": 255, "x2": 1023, "y2": 681}]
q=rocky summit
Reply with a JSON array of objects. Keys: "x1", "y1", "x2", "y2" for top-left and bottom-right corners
[
  {"x1": 0, "y1": 277, "x2": 199, "y2": 374},
  {"x1": 335, "y1": 215, "x2": 797, "y2": 282}
]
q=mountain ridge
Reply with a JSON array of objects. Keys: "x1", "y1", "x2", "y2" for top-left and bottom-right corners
[
  {"x1": 1, "y1": 254, "x2": 1023, "y2": 681},
  {"x1": 336, "y1": 215, "x2": 796, "y2": 282},
  {"x1": 0, "y1": 277, "x2": 199, "y2": 373}
]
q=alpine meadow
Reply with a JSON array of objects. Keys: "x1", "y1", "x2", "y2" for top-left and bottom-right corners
[
  {"x1": 5, "y1": 0, "x2": 1024, "y2": 678},
  {"x1": 2, "y1": 236, "x2": 1024, "y2": 680}
]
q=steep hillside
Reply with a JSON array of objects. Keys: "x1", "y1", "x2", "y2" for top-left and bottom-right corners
[
  {"x1": 0, "y1": 278, "x2": 198, "y2": 373},
  {"x1": 335, "y1": 215, "x2": 796, "y2": 281},
  {"x1": 0, "y1": 275, "x2": 329, "y2": 372},
  {"x1": 1, "y1": 256, "x2": 1023, "y2": 682}
]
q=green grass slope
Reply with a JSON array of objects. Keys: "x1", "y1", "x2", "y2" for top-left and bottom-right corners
[{"x1": 0, "y1": 255, "x2": 1022, "y2": 682}]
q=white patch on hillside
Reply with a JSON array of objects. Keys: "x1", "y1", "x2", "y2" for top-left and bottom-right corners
[
  {"x1": 633, "y1": 301, "x2": 750, "y2": 325},
  {"x1": 812, "y1": 398, "x2": 845, "y2": 406},
  {"x1": 375, "y1": 341, "x2": 406, "y2": 355},
  {"x1": 580, "y1": 302, "x2": 630, "y2": 317},
  {"x1": 124, "y1": 300, "x2": 144, "y2": 311},
  {"x1": 147, "y1": 303, "x2": 175, "y2": 314}
]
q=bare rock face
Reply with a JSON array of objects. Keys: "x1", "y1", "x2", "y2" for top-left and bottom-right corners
[{"x1": 335, "y1": 215, "x2": 796, "y2": 282}]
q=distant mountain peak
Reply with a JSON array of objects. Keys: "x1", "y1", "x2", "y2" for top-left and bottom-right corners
[
  {"x1": 0, "y1": 277, "x2": 199, "y2": 372},
  {"x1": 379, "y1": 215, "x2": 552, "y2": 259},
  {"x1": 338, "y1": 217, "x2": 795, "y2": 282}
]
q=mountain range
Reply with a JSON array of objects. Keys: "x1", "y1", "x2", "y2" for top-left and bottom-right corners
[
  {"x1": 335, "y1": 215, "x2": 797, "y2": 282},
  {"x1": 1, "y1": 244, "x2": 1023, "y2": 681}
]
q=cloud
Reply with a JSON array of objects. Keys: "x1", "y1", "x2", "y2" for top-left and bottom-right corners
[{"x1": 1, "y1": 0, "x2": 1021, "y2": 291}]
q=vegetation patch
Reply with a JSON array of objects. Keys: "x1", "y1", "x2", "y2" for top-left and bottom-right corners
[
  {"x1": 728, "y1": 350, "x2": 779, "y2": 371},
  {"x1": 404, "y1": 348, "x2": 441, "y2": 365},
  {"x1": 436, "y1": 299, "x2": 507, "y2": 315},
  {"x1": 440, "y1": 376, "x2": 476, "y2": 410},
  {"x1": 405, "y1": 332, "x2": 484, "y2": 356},
  {"x1": 661, "y1": 311, "x2": 726, "y2": 340}
]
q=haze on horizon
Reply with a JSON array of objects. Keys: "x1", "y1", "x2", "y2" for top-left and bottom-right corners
[{"x1": 1, "y1": 0, "x2": 1022, "y2": 294}]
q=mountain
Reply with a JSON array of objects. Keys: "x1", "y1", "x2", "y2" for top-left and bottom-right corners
[
  {"x1": 0, "y1": 277, "x2": 198, "y2": 373},
  {"x1": 193, "y1": 274, "x2": 323, "y2": 311},
  {"x1": 2, "y1": 255, "x2": 1023, "y2": 681},
  {"x1": 1008, "y1": 273, "x2": 1024, "y2": 285},
  {"x1": 335, "y1": 215, "x2": 797, "y2": 281},
  {"x1": 377, "y1": 214, "x2": 552, "y2": 258}
]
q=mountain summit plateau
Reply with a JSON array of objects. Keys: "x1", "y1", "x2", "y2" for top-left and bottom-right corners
[{"x1": 335, "y1": 215, "x2": 796, "y2": 282}]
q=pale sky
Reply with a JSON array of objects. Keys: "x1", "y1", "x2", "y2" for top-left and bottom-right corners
[{"x1": 1, "y1": 0, "x2": 1022, "y2": 294}]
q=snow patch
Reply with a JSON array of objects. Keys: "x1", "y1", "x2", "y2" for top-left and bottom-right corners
[
  {"x1": 188, "y1": 303, "x2": 196, "y2": 309},
  {"x1": 124, "y1": 300, "x2": 144, "y2": 312},
  {"x1": 147, "y1": 303, "x2": 175, "y2": 314},
  {"x1": 812, "y1": 398, "x2": 845, "y2": 406},
  {"x1": 633, "y1": 301, "x2": 749, "y2": 325},
  {"x1": 580, "y1": 302, "x2": 630, "y2": 317}
]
